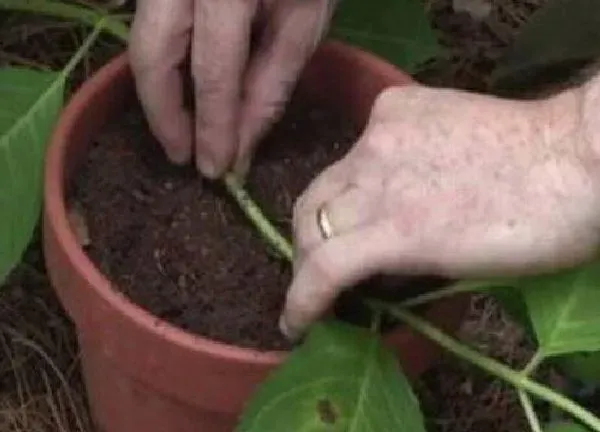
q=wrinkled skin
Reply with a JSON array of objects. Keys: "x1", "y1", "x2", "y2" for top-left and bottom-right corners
[
  {"x1": 129, "y1": 0, "x2": 336, "y2": 178},
  {"x1": 280, "y1": 80, "x2": 600, "y2": 340},
  {"x1": 129, "y1": 2, "x2": 600, "y2": 343}
]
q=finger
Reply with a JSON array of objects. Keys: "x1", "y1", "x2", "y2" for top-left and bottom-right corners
[
  {"x1": 129, "y1": 0, "x2": 194, "y2": 164},
  {"x1": 234, "y1": 0, "x2": 336, "y2": 176},
  {"x1": 192, "y1": 0, "x2": 257, "y2": 178},
  {"x1": 295, "y1": 183, "x2": 382, "y2": 256},
  {"x1": 280, "y1": 220, "x2": 407, "y2": 341},
  {"x1": 292, "y1": 141, "x2": 383, "y2": 254},
  {"x1": 293, "y1": 159, "x2": 352, "y2": 254}
]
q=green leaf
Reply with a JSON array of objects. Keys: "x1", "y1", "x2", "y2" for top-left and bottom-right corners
[
  {"x1": 520, "y1": 260, "x2": 600, "y2": 356},
  {"x1": 552, "y1": 351, "x2": 600, "y2": 384},
  {"x1": 0, "y1": 67, "x2": 65, "y2": 283},
  {"x1": 236, "y1": 321, "x2": 427, "y2": 432},
  {"x1": 545, "y1": 421, "x2": 591, "y2": 432},
  {"x1": 492, "y1": 0, "x2": 600, "y2": 92},
  {"x1": 329, "y1": 0, "x2": 443, "y2": 73}
]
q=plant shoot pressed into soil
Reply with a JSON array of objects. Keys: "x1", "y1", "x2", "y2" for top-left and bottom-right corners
[{"x1": 69, "y1": 88, "x2": 452, "y2": 351}]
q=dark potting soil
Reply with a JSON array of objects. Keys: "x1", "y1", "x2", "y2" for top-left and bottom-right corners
[{"x1": 70, "y1": 93, "x2": 449, "y2": 351}]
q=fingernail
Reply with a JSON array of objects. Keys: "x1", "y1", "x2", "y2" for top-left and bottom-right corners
[
  {"x1": 196, "y1": 154, "x2": 220, "y2": 179},
  {"x1": 166, "y1": 148, "x2": 190, "y2": 165},
  {"x1": 162, "y1": 139, "x2": 191, "y2": 165},
  {"x1": 279, "y1": 315, "x2": 298, "y2": 342}
]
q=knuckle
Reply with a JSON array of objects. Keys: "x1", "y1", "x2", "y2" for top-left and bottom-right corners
[
  {"x1": 193, "y1": 72, "x2": 237, "y2": 104},
  {"x1": 372, "y1": 87, "x2": 399, "y2": 116},
  {"x1": 361, "y1": 126, "x2": 400, "y2": 161},
  {"x1": 371, "y1": 86, "x2": 419, "y2": 121},
  {"x1": 130, "y1": 5, "x2": 191, "y2": 72},
  {"x1": 191, "y1": 57, "x2": 240, "y2": 102}
]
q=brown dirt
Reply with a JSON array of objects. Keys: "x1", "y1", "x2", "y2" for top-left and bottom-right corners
[
  {"x1": 69, "y1": 94, "x2": 446, "y2": 351},
  {"x1": 418, "y1": 0, "x2": 550, "y2": 93},
  {"x1": 69, "y1": 95, "x2": 356, "y2": 351},
  {"x1": 418, "y1": 295, "x2": 534, "y2": 432},
  {"x1": 0, "y1": 240, "x2": 93, "y2": 432}
]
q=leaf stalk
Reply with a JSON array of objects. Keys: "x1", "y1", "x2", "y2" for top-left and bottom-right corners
[
  {"x1": 224, "y1": 174, "x2": 294, "y2": 262},
  {"x1": 375, "y1": 303, "x2": 600, "y2": 432},
  {"x1": 519, "y1": 390, "x2": 544, "y2": 432}
]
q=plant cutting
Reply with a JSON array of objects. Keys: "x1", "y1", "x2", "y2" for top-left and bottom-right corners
[{"x1": 3, "y1": 1, "x2": 600, "y2": 432}]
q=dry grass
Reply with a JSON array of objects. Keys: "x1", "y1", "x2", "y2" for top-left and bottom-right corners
[
  {"x1": 0, "y1": 1, "x2": 570, "y2": 431},
  {"x1": 0, "y1": 240, "x2": 92, "y2": 432},
  {"x1": 0, "y1": 5, "x2": 124, "y2": 430}
]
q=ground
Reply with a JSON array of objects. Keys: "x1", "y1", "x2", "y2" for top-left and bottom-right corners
[{"x1": 0, "y1": 1, "x2": 583, "y2": 431}]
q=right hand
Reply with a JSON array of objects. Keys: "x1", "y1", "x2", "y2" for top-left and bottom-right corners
[
  {"x1": 280, "y1": 83, "x2": 600, "y2": 340},
  {"x1": 129, "y1": 0, "x2": 337, "y2": 179}
]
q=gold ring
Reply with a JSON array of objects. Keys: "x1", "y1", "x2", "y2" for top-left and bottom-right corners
[{"x1": 316, "y1": 205, "x2": 335, "y2": 240}]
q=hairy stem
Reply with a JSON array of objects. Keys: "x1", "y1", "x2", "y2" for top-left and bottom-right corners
[
  {"x1": 0, "y1": 0, "x2": 130, "y2": 42},
  {"x1": 224, "y1": 174, "x2": 294, "y2": 262},
  {"x1": 519, "y1": 390, "x2": 544, "y2": 432},
  {"x1": 373, "y1": 302, "x2": 600, "y2": 432}
]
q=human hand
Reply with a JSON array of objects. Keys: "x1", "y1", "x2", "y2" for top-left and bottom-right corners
[
  {"x1": 129, "y1": 0, "x2": 336, "y2": 179},
  {"x1": 280, "y1": 83, "x2": 600, "y2": 340}
]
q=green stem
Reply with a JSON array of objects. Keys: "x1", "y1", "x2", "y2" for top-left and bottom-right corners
[
  {"x1": 397, "y1": 279, "x2": 510, "y2": 308},
  {"x1": 522, "y1": 350, "x2": 545, "y2": 377},
  {"x1": 374, "y1": 303, "x2": 600, "y2": 432},
  {"x1": 0, "y1": 0, "x2": 130, "y2": 42},
  {"x1": 518, "y1": 390, "x2": 544, "y2": 432},
  {"x1": 224, "y1": 174, "x2": 294, "y2": 262},
  {"x1": 60, "y1": 16, "x2": 106, "y2": 77}
]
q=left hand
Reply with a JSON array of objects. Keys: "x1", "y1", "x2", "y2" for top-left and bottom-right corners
[{"x1": 279, "y1": 83, "x2": 600, "y2": 341}]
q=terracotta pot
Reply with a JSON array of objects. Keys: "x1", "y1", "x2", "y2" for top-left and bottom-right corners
[{"x1": 43, "y1": 40, "x2": 470, "y2": 432}]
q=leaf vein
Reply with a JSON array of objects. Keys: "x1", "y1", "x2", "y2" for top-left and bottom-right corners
[{"x1": 245, "y1": 376, "x2": 355, "y2": 430}]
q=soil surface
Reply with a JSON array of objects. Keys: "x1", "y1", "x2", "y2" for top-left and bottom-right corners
[{"x1": 70, "y1": 94, "x2": 447, "y2": 350}]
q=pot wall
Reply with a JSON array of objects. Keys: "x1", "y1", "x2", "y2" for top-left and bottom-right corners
[{"x1": 43, "y1": 40, "x2": 470, "y2": 432}]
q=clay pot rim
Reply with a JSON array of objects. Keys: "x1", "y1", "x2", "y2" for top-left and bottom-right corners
[{"x1": 44, "y1": 40, "x2": 445, "y2": 367}]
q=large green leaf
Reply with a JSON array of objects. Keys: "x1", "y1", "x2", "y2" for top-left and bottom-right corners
[
  {"x1": 329, "y1": 0, "x2": 443, "y2": 73},
  {"x1": 236, "y1": 321, "x2": 427, "y2": 432},
  {"x1": 492, "y1": 0, "x2": 600, "y2": 93},
  {"x1": 520, "y1": 260, "x2": 600, "y2": 357},
  {"x1": 0, "y1": 67, "x2": 65, "y2": 283}
]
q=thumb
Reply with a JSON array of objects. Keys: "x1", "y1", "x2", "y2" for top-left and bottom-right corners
[
  {"x1": 280, "y1": 220, "x2": 419, "y2": 341},
  {"x1": 234, "y1": 0, "x2": 335, "y2": 176}
]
